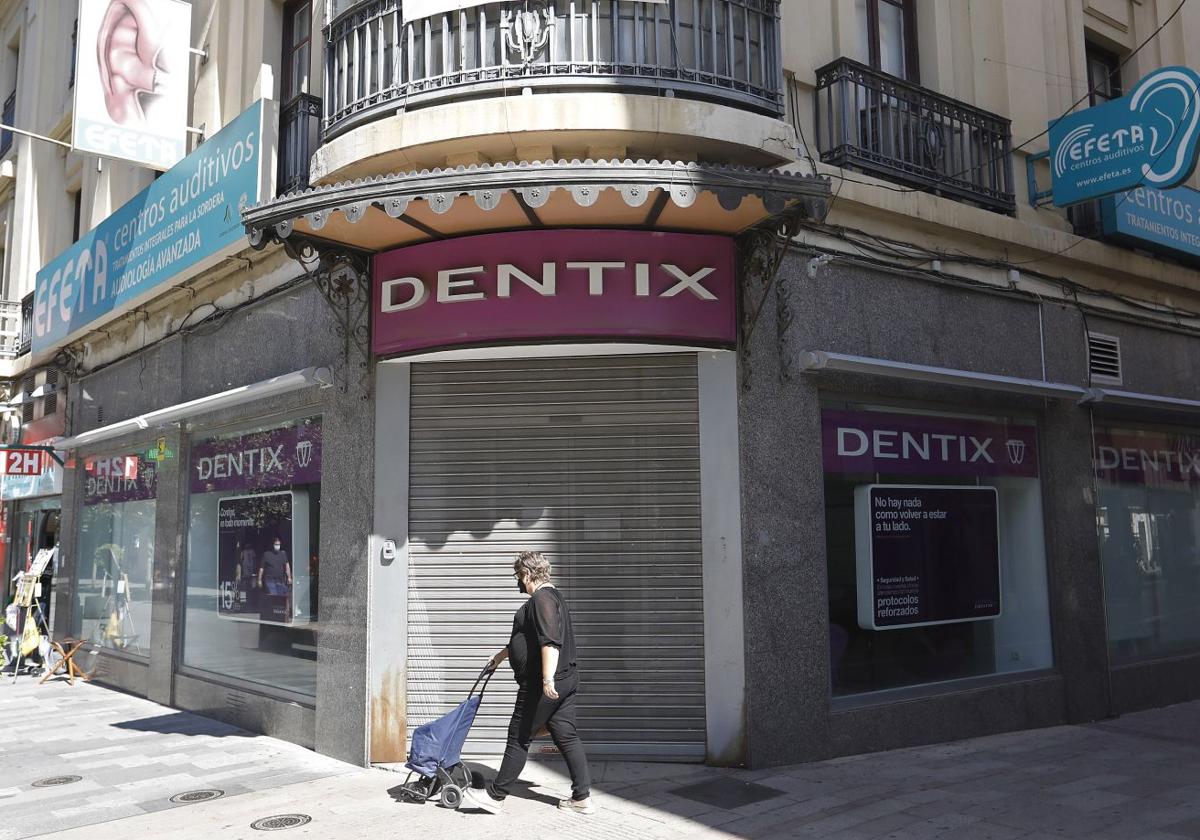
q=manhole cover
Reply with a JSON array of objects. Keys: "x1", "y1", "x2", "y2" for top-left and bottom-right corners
[
  {"x1": 251, "y1": 814, "x2": 312, "y2": 831},
  {"x1": 31, "y1": 776, "x2": 82, "y2": 788},
  {"x1": 170, "y1": 789, "x2": 224, "y2": 804}
]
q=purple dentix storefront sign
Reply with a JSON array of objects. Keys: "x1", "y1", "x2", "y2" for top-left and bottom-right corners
[
  {"x1": 856, "y1": 485, "x2": 1001, "y2": 630},
  {"x1": 191, "y1": 417, "x2": 322, "y2": 494},
  {"x1": 822, "y1": 409, "x2": 1039, "y2": 478},
  {"x1": 83, "y1": 455, "x2": 158, "y2": 506},
  {"x1": 1094, "y1": 426, "x2": 1200, "y2": 487},
  {"x1": 371, "y1": 229, "x2": 737, "y2": 356}
]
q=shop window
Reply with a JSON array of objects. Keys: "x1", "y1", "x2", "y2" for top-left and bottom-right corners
[
  {"x1": 182, "y1": 416, "x2": 322, "y2": 698},
  {"x1": 855, "y1": 0, "x2": 919, "y2": 82},
  {"x1": 74, "y1": 453, "x2": 157, "y2": 657},
  {"x1": 822, "y1": 402, "x2": 1054, "y2": 697},
  {"x1": 1096, "y1": 424, "x2": 1200, "y2": 660}
]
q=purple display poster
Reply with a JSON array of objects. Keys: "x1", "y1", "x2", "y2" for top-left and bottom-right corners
[
  {"x1": 192, "y1": 417, "x2": 322, "y2": 495},
  {"x1": 217, "y1": 491, "x2": 310, "y2": 626},
  {"x1": 854, "y1": 485, "x2": 1001, "y2": 630}
]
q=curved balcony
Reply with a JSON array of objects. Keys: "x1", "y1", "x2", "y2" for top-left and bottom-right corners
[{"x1": 324, "y1": 0, "x2": 783, "y2": 142}]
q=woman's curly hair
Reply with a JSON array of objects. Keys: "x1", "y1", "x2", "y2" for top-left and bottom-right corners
[{"x1": 513, "y1": 550, "x2": 552, "y2": 584}]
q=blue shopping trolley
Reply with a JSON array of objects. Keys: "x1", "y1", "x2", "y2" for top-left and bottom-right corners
[{"x1": 396, "y1": 660, "x2": 497, "y2": 809}]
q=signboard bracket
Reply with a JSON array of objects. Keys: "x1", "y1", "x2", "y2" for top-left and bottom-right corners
[{"x1": 1025, "y1": 151, "x2": 1055, "y2": 208}]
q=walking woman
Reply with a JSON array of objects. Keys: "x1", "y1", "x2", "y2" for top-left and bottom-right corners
[{"x1": 464, "y1": 551, "x2": 595, "y2": 815}]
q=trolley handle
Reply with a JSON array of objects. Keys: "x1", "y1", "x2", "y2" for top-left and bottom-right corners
[{"x1": 469, "y1": 660, "x2": 498, "y2": 702}]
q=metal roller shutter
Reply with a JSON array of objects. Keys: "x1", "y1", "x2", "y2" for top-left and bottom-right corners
[{"x1": 407, "y1": 354, "x2": 706, "y2": 761}]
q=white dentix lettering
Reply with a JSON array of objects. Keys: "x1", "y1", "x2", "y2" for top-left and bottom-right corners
[
  {"x1": 197, "y1": 458, "x2": 213, "y2": 480},
  {"x1": 969, "y1": 437, "x2": 994, "y2": 463},
  {"x1": 497, "y1": 263, "x2": 556, "y2": 297},
  {"x1": 566, "y1": 261, "x2": 624, "y2": 295},
  {"x1": 437, "y1": 267, "x2": 486, "y2": 303},
  {"x1": 635, "y1": 263, "x2": 650, "y2": 297},
  {"x1": 931, "y1": 434, "x2": 955, "y2": 460},
  {"x1": 380, "y1": 277, "x2": 429, "y2": 312},
  {"x1": 263, "y1": 445, "x2": 284, "y2": 472},
  {"x1": 1122, "y1": 448, "x2": 1139, "y2": 470},
  {"x1": 873, "y1": 430, "x2": 899, "y2": 459},
  {"x1": 1096, "y1": 446, "x2": 1120, "y2": 469},
  {"x1": 837, "y1": 427, "x2": 869, "y2": 457},
  {"x1": 901, "y1": 432, "x2": 929, "y2": 461},
  {"x1": 660, "y1": 265, "x2": 717, "y2": 300}
]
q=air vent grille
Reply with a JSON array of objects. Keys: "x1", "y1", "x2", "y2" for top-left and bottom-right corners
[{"x1": 1087, "y1": 332, "x2": 1122, "y2": 384}]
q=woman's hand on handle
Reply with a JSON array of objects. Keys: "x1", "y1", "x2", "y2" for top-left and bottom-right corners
[{"x1": 489, "y1": 648, "x2": 509, "y2": 670}]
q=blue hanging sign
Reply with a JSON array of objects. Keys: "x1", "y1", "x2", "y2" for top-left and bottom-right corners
[
  {"x1": 32, "y1": 100, "x2": 277, "y2": 356},
  {"x1": 1049, "y1": 66, "x2": 1200, "y2": 207},
  {"x1": 1099, "y1": 185, "x2": 1200, "y2": 262}
]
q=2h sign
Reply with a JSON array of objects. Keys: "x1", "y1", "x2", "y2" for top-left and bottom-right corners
[{"x1": 2, "y1": 449, "x2": 48, "y2": 476}]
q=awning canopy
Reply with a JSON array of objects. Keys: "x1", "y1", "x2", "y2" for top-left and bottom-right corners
[{"x1": 244, "y1": 158, "x2": 830, "y2": 252}]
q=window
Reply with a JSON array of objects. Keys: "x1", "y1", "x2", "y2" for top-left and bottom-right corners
[
  {"x1": 70, "y1": 191, "x2": 82, "y2": 243},
  {"x1": 822, "y1": 402, "x2": 1053, "y2": 697},
  {"x1": 1096, "y1": 424, "x2": 1200, "y2": 661},
  {"x1": 282, "y1": 1, "x2": 312, "y2": 102},
  {"x1": 1085, "y1": 43, "x2": 1122, "y2": 106},
  {"x1": 183, "y1": 416, "x2": 322, "y2": 697},
  {"x1": 856, "y1": 0, "x2": 918, "y2": 82},
  {"x1": 74, "y1": 453, "x2": 157, "y2": 657}
]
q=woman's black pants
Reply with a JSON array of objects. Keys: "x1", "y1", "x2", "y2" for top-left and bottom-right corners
[{"x1": 490, "y1": 674, "x2": 591, "y2": 801}]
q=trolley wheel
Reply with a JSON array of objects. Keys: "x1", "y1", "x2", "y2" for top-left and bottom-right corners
[{"x1": 440, "y1": 784, "x2": 463, "y2": 809}]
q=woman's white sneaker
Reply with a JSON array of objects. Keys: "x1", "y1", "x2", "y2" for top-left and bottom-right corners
[
  {"x1": 558, "y1": 797, "x2": 597, "y2": 815},
  {"x1": 461, "y1": 788, "x2": 503, "y2": 814}
]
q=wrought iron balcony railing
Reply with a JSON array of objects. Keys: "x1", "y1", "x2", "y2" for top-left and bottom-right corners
[
  {"x1": 325, "y1": 0, "x2": 783, "y2": 141},
  {"x1": 0, "y1": 91, "x2": 15, "y2": 157},
  {"x1": 279, "y1": 93, "x2": 322, "y2": 195},
  {"x1": 814, "y1": 58, "x2": 1015, "y2": 215},
  {"x1": 0, "y1": 296, "x2": 24, "y2": 360}
]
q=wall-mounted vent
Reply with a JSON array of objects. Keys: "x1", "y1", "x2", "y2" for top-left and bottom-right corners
[
  {"x1": 43, "y1": 369, "x2": 59, "y2": 417},
  {"x1": 20, "y1": 374, "x2": 34, "y2": 424},
  {"x1": 1087, "y1": 332, "x2": 1123, "y2": 384}
]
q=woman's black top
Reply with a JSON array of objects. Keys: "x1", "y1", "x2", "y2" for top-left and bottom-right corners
[{"x1": 506, "y1": 586, "x2": 577, "y2": 686}]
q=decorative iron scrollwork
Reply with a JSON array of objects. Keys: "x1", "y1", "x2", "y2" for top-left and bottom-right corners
[
  {"x1": 277, "y1": 235, "x2": 372, "y2": 397},
  {"x1": 502, "y1": 0, "x2": 553, "y2": 65},
  {"x1": 737, "y1": 205, "x2": 808, "y2": 389}
]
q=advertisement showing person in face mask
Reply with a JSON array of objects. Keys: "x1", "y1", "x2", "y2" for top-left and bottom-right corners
[
  {"x1": 463, "y1": 551, "x2": 594, "y2": 816},
  {"x1": 216, "y1": 491, "x2": 308, "y2": 625}
]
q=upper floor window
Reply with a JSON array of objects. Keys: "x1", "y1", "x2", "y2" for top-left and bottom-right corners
[
  {"x1": 856, "y1": 0, "x2": 918, "y2": 83},
  {"x1": 282, "y1": 0, "x2": 312, "y2": 102},
  {"x1": 1085, "y1": 43, "x2": 1122, "y2": 106}
]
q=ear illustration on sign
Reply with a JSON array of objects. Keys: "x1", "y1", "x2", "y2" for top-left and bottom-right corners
[
  {"x1": 1130, "y1": 68, "x2": 1200, "y2": 187},
  {"x1": 96, "y1": 0, "x2": 168, "y2": 125}
]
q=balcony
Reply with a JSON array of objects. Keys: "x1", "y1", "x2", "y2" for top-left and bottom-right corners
[
  {"x1": 814, "y1": 58, "x2": 1015, "y2": 215},
  {"x1": 324, "y1": 0, "x2": 783, "y2": 142},
  {"x1": 279, "y1": 93, "x2": 322, "y2": 195},
  {"x1": 0, "y1": 91, "x2": 14, "y2": 156},
  {"x1": 0, "y1": 295, "x2": 24, "y2": 360}
]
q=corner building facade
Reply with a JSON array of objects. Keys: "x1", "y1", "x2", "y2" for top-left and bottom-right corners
[{"x1": 9, "y1": 0, "x2": 1200, "y2": 771}]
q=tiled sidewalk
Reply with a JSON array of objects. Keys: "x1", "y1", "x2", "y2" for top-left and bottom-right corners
[{"x1": 3, "y1": 677, "x2": 1200, "y2": 839}]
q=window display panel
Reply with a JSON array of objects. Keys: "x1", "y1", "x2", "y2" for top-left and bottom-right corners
[
  {"x1": 823, "y1": 403, "x2": 1054, "y2": 697},
  {"x1": 183, "y1": 416, "x2": 322, "y2": 697},
  {"x1": 75, "y1": 454, "x2": 157, "y2": 656},
  {"x1": 1096, "y1": 425, "x2": 1200, "y2": 660}
]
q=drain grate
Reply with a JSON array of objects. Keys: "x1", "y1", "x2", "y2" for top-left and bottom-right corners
[
  {"x1": 251, "y1": 814, "x2": 312, "y2": 831},
  {"x1": 31, "y1": 776, "x2": 82, "y2": 788},
  {"x1": 170, "y1": 789, "x2": 224, "y2": 804}
]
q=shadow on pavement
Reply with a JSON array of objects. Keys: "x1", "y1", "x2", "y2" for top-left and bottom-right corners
[{"x1": 112, "y1": 712, "x2": 255, "y2": 737}]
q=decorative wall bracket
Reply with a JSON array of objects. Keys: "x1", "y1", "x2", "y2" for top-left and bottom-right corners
[
  {"x1": 502, "y1": 0, "x2": 554, "y2": 66},
  {"x1": 736, "y1": 203, "x2": 814, "y2": 390},
  {"x1": 250, "y1": 226, "x2": 373, "y2": 397}
]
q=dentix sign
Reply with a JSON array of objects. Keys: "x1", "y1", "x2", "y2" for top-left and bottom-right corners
[
  {"x1": 73, "y1": 0, "x2": 193, "y2": 170},
  {"x1": 371, "y1": 229, "x2": 737, "y2": 356},
  {"x1": 1050, "y1": 66, "x2": 1200, "y2": 207}
]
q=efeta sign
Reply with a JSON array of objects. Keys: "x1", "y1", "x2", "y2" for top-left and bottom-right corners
[
  {"x1": 371, "y1": 229, "x2": 737, "y2": 356},
  {"x1": 1049, "y1": 66, "x2": 1200, "y2": 206}
]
